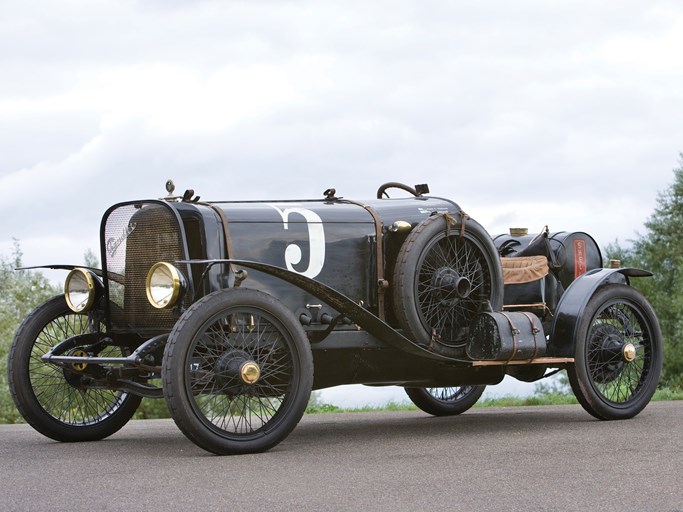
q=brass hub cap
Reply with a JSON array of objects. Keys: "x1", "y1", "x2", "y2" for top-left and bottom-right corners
[
  {"x1": 622, "y1": 343, "x2": 637, "y2": 363},
  {"x1": 240, "y1": 361, "x2": 261, "y2": 385},
  {"x1": 70, "y1": 349, "x2": 89, "y2": 372}
]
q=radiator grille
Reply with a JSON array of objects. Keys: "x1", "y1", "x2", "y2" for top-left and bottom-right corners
[{"x1": 103, "y1": 202, "x2": 189, "y2": 332}]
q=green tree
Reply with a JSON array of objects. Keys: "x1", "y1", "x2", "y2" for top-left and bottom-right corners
[
  {"x1": 0, "y1": 241, "x2": 59, "y2": 422},
  {"x1": 83, "y1": 248, "x2": 100, "y2": 268},
  {"x1": 606, "y1": 155, "x2": 683, "y2": 389},
  {"x1": 534, "y1": 371, "x2": 571, "y2": 396}
]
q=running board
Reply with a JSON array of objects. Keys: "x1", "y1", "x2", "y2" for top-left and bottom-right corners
[{"x1": 471, "y1": 357, "x2": 574, "y2": 366}]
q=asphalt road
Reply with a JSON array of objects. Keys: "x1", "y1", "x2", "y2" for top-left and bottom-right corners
[{"x1": 1, "y1": 401, "x2": 681, "y2": 512}]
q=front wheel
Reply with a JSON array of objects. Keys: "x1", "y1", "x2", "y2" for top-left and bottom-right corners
[
  {"x1": 7, "y1": 295, "x2": 142, "y2": 441},
  {"x1": 567, "y1": 285, "x2": 662, "y2": 420},
  {"x1": 162, "y1": 289, "x2": 313, "y2": 455},
  {"x1": 404, "y1": 385, "x2": 485, "y2": 416}
]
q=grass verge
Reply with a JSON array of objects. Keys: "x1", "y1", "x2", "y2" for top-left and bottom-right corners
[{"x1": 305, "y1": 387, "x2": 683, "y2": 414}]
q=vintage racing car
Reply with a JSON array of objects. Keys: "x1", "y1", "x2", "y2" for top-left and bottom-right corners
[{"x1": 8, "y1": 181, "x2": 663, "y2": 454}]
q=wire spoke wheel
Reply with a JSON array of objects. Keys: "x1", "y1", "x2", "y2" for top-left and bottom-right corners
[
  {"x1": 587, "y1": 304, "x2": 650, "y2": 401},
  {"x1": 416, "y1": 235, "x2": 489, "y2": 343},
  {"x1": 425, "y1": 386, "x2": 475, "y2": 402},
  {"x1": 8, "y1": 295, "x2": 141, "y2": 441},
  {"x1": 163, "y1": 289, "x2": 313, "y2": 455},
  {"x1": 393, "y1": 215, "x2": 503, "y2": 357},
  {"x1": 188, "y1": 310, "x2": 295, "y2": 435},
  {"x1": 568, "y1": 284, "x2": 662, "y2": 420},
  {"x1": 405, "y1": 385, "x2": 485, "y2": 416},
  {"x1": 29, "y1": 314, "x2": 128, "y2": 426}
]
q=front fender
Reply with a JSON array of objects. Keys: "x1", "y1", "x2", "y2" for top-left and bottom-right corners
[
  {"x1": 17, "y1": 264, "x2": 104, "y2": 278},
  {"x1": 548, "y1": 267, "x2": 652, "y2": 357}
]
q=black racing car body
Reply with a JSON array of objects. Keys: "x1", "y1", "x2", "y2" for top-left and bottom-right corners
[{"x1": 8, "y1": 181, "x2": 663, "y2": 455}]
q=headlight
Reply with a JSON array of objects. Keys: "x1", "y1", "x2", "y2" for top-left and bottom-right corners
[
  {"x1": 64, "y1": 268, "x2": 96, "y2": 313},
  {"x1": 146, "y1": 262, "x2": 185, "y2": 309}
]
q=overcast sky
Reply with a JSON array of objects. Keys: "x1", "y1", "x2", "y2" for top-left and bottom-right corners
[
  {"x1": 2, "y1": 0, "x2": 682, "y2": 405},
  {"x1": 2, "y1": 0, "x2": 683, "y2": 268}
]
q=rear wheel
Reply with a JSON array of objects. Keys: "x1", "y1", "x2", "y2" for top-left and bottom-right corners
[
  {"x1": 7, "y1": 295, "x2": 141, "y2": 441},
  {"x1": 567, "y1": 285, "x2": 662, "y2": 420},
  {"x1": 162, "y1": 289, "x2": 313, "y2": 455},
  {"x1": 405, "y1": 385, "x2": 485, "y2": 416}
]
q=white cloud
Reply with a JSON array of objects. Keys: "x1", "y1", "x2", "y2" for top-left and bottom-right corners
[{"x1": 1, "y1": 0, "x2": 682, "y2": 265}]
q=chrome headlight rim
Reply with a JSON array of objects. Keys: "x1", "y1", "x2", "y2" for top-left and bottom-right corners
[
  {"x1": 64, "y1": 268, "x2": 96, "y2": 313},
  {"x1": 145, "y1": 262, "x2": 184, "y2": 309}
]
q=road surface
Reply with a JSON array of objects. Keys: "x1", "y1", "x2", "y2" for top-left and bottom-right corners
[{"x1": 1, "y1": 402, "x2": 681, "y2": 511}]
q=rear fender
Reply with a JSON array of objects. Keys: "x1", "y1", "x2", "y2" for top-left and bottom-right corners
[{"x1": 548, "y1": 267, "x2": 652, "y2": 357}]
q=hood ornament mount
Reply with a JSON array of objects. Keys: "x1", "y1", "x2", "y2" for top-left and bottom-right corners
[{"x1": 162, "y1": 179, "x2": 200, "y2": 203}]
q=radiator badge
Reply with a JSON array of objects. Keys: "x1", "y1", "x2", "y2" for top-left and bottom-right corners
[{"x1": 106, "y1": 222, "x2": 137, "y2": 258}]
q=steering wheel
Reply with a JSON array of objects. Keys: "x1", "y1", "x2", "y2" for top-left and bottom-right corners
[{"x1": 376, "y1": 182, "x2": 420, "y2": 199}]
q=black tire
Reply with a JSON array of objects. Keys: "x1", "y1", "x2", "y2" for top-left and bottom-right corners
[
  {"x1": 392, "y1": 214, "x2": 504, "y2": 357},
  {"x1": 567, "y1": 285, "x2": 662, "y2": 420},
  {"x1": 7, "y1": 295, "x2": 142, "y2": 442},
  {"x1": 405, "y1": 385, "x2": 485, "y2": 416},
  {"x1": 162, "y1": 288, "x2": 313, "y2": 455}
]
